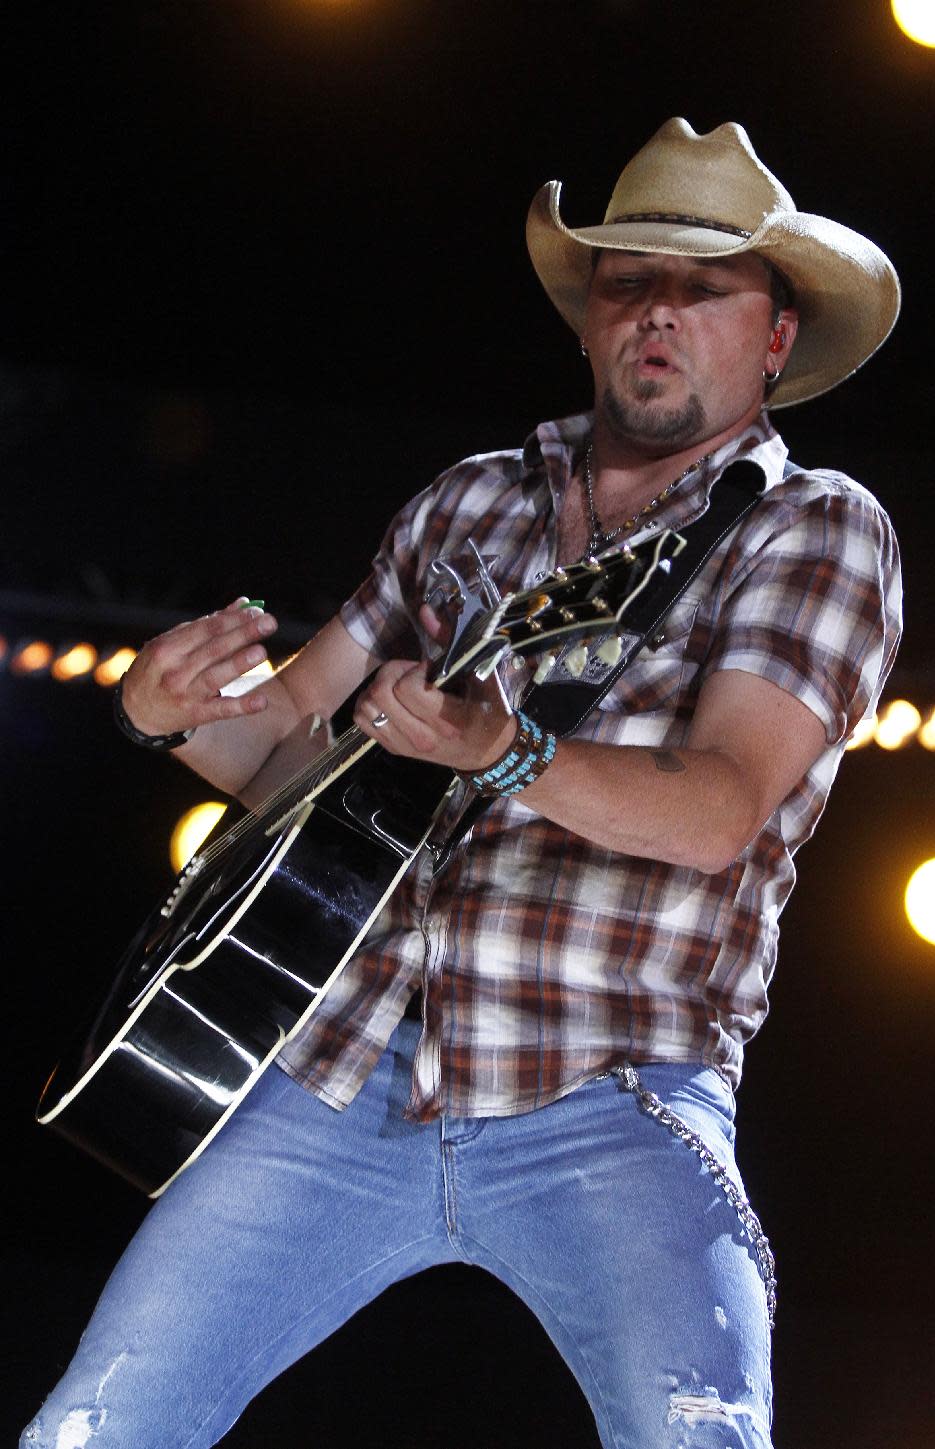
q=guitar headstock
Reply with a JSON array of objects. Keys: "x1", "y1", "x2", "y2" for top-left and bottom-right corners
[{"x1": 429, "y1": 529, "x2": 686, "y2": 688}]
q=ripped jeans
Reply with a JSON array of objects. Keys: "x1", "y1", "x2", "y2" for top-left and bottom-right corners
[{"x1": 21, "y1": 1020, "x2": 773, "y2": 1448}]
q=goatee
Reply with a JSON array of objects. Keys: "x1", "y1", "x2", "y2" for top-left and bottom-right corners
[{"x1": 601, "y1": 381, "x2": 707, "y2": 451}]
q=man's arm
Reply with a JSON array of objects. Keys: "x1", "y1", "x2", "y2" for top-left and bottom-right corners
[
  {"x1": 514, "y1": 668, "x2": 827, "y2": 871},
  {"x1": 351, "y1": 657, "x2": 827, "y2": 873},
  {"x1": 120, "y1": 602, "x2": 377, "y2": 802}
]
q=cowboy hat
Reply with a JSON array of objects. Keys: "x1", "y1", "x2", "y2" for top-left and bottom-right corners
[{"x1": 526, "y1": 118, "x2": 900, "y2": 407}]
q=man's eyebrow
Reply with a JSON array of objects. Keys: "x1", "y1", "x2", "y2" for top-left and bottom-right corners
[{"x1": 692, "y1": 257, "x2": 750, "y2": 271}]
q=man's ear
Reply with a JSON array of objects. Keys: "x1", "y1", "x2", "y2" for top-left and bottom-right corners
[{"x1": 769, "y1": 309, "x2": 799, "y2": 370}]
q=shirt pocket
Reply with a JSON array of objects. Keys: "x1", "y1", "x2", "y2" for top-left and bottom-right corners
[{"x1": 596, "y1": 595, "x2": 703, "y2": 720}]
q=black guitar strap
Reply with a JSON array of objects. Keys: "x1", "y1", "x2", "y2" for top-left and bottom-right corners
[{"x1": 431, "y1": 455, "x2": 791, "y2": 873}]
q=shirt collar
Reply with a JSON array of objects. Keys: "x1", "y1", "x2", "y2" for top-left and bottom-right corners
[
  {"x1": 701, "y1": 412, "x2": 788, "y2": 490},
  {"x1": 521, "y1": 409, "x2": 788, "y2": 519},
  {"x1": 521, "y1": 412, "x2": 592, "y2": 510}
]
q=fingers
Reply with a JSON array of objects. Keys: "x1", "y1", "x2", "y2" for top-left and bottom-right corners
[
  {"x1": 153, "y1": 609, "x2": 276, "y2": 693},
  {"x1": 122, "y1": 601, "x2": 279, "y2": 734},
  {"x1": 418, "y1": 601, "x2": 449, "y2": 646},
  {"x1": 354, "y1": 658, "x2": 514, "y2": 771},
  {"x1": 355, "y1": 662, "x2": 455, "y2": 755}
]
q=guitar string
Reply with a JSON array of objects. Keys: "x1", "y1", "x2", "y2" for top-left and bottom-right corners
[
  {"x1": 186, "y1": 591, "x2": 523, "y2": 870},
  {"x1": 183, "y1": 554, "x2": 638, "y2": 874},
  {"x1": 191, "y1": 723, "x2": 372, "y2": 870}
]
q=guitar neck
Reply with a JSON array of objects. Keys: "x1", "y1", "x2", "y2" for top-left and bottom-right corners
[{"x1": 253, "y1": 722, "x2": 377, "y2": 825}]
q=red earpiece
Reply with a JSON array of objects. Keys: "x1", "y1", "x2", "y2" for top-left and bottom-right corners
[{"x1": 768, "y1": 329, "x2": 786, "y2": 354}]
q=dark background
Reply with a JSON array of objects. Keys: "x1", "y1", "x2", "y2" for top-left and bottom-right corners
[{"x1": 3, "y1": 3, "x2": 934, "y2": 1446}]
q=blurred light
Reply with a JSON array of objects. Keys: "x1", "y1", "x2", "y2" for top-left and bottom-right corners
[
  {"x1": 874, "y1": 698, "x2": 922, "y2": 750},
  {"x1": 170, "y1": 802, "x2": 228, "y2": 874},
  {"x1": 10, "y1": 640, "x2": 54, "y2": 675},
  {"x1": 845, "y1": 714, "x2": 877, "y2": 750},
  {"x1": 94, "y1": 647, "x2": 138, "y2": 686},
  {"x1": 905, "y1": 858, "x2": 935, "y2": 946},
  {"x1": 220, "y1": 659, "x2": 275, "y2": 697},
  {"x1": 892, "y1": 0, "x2": 935, "y2": 47},
  {"x1": 0, "y1": 635, "x2": 7, "y2": 667},
  {"x1": 51, "y1": 643, "x2": 98, "y2": 682},
  {"x1": 918, "y1": 707, "x2": 935, "y2": 751}
]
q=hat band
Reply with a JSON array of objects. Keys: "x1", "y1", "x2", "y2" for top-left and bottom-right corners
[{"x1": 608, "y1": 211, "x2": 752, "y2": 238}]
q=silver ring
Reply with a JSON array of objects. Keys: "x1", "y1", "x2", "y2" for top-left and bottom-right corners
[{"x1": 371, "y1": 712, "x2": 390, "y2": 729}]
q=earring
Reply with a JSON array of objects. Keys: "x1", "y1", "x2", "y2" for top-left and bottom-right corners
[
  {"x1": 580, "y1": 340, "x2": 589, "y2": 358},
  {"x1": 763, "y1": 366, "x2": 783, "y2": 382}
]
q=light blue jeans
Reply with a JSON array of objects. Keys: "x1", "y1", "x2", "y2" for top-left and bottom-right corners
[{"x1": 22, "y1": 1020, "x2": 773, "y2": 1448}]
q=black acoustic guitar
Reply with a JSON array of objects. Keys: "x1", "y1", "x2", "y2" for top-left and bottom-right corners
[{"x1": 37, "y1": 531, "x2": 683, "y2": 1196}]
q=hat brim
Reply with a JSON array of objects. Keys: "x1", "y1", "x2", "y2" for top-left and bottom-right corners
[{"x1": 526, "y1": 181, "x2": 901, "y2": 407}]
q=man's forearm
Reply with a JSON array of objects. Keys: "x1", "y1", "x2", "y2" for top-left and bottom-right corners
[
  {"x1": 516, "y1": 738, "x2": 760, "y2": 873},
  {"x1": 171, "y1": 673, "x2": 306, "y2": 802}
]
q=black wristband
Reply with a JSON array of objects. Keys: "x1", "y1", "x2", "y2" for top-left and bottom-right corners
[{"x1": 113, "y1": 679, "x2": 195, "y2": 751}]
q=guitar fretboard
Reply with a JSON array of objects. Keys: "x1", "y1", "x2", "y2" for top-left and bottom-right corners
[{"x1": 192, "y1": 724, "x2": 376, "y2": 871}]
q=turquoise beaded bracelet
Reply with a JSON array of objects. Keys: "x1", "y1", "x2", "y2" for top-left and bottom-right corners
[{"x1": 460, "y1": 710, "x2": 557, "y2": 798}]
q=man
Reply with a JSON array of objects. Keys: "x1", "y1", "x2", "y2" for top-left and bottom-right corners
[{"x1": 23, "y1": 120, "x2": 901, "y2": 1449}]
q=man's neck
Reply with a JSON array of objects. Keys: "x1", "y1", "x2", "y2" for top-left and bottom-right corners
[{"x1": 588, "y1": 407, "x2": 762, "y2": 516}]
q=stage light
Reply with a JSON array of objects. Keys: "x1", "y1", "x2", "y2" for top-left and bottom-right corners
[
  {"x1": 219, "y1": 658, "x2": 275, "y2": 699},
  {"x1": 845, "y1": 714, "x2": 877, "y2": 750},
  {"x1": 170, "y1": 802, "x2": 228, "y2": 874},
  {"x1": 892, "y1": 0, "x2": 935, "y2": 47},
  {"x1": 51, "y1": 643, "x2": 98, "y2": 682},
  {"x1": 874, "y1": 698, "x2": 922, "y2": 750},
  {"x1": 905, "y1": 858, "x2": 935, "y2": 946},
  {"x1": 0, "y1": 635, "x2": 7, "y2": 667},
  {"x1": 918, "y1": 707, "x2": 935, "y2": 751},
  {"x1": 10, "y1": 640, "x2": 54, "y2": 675},
  {"x1": 94, "y1": 648, "x2": 138, "y2": 686}
]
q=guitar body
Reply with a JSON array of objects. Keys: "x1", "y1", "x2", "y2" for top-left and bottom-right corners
[
  {"x1": 38, "y1": 749, "x2": 453, "y2": 1196},
  {"x1": 37, "y1": 530, "x2": 683, "y2": 1196}
]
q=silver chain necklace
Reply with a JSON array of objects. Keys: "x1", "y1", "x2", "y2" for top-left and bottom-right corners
[{"x1": 581, "y1": 442, "x2": 712, "y2": 555}]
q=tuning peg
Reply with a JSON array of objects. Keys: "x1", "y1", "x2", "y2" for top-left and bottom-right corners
[
  {"x1": 533, "y1": 651, "x2": 557, "y2": 684},
  {"x1": 564, "y1": 644, "x2": 589, "y2": 678},
  {"x1": 596, "y1": 635, "x2": 623, "y2": 667}
]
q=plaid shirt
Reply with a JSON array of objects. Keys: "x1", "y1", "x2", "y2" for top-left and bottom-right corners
[{"x1": 279, "y1": 412, "x2": 901, "y2": 1117}]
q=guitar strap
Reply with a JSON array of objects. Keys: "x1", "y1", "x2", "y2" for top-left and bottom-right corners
[{"x1": 431, "y1": 454, "x2": 793, "y2": 873}]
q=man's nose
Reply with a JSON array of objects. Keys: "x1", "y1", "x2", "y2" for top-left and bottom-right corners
[{"x1": 638, "y1": 281, "x2": 683, "y2": 329}]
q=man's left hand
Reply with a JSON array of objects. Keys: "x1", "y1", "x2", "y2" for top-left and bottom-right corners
[{"x1": 354, "y1": 604, "x2": 516, "y2": 772}]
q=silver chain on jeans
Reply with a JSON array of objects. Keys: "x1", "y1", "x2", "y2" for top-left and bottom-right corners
[{"x1": 612, "y1": 1064, "x2": 778, "y2": 1329}]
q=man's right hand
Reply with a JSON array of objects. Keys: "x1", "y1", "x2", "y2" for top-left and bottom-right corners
[{"x1": 120, "y1": 598, "x2": 278, "y2": 738}]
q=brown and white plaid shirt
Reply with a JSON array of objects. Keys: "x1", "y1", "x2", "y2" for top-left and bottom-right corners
[{"x1": 279, "y1": 411, "x2": 901, "y2": 1117}]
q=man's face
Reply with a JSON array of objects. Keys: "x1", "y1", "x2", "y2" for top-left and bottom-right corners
[{"x1": 583, "y1": 249, "x2": 796, "y2": 456}]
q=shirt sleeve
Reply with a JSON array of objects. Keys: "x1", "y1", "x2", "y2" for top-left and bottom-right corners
[
  {"x1": 338, "y1": 487, "x2": 435, "y2": 664},
  {"x1": 700, "y1": 473, "x2": 902, "y2": 745}
]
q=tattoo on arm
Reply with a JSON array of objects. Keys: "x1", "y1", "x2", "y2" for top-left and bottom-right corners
[{"x1": 651, "y1": 750, "x2": 687, "y2": 774}]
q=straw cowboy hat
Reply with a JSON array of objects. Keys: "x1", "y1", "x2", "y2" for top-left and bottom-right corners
[{"x1": 526, "y1": 118, "x2": 900, "y2": 407}]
